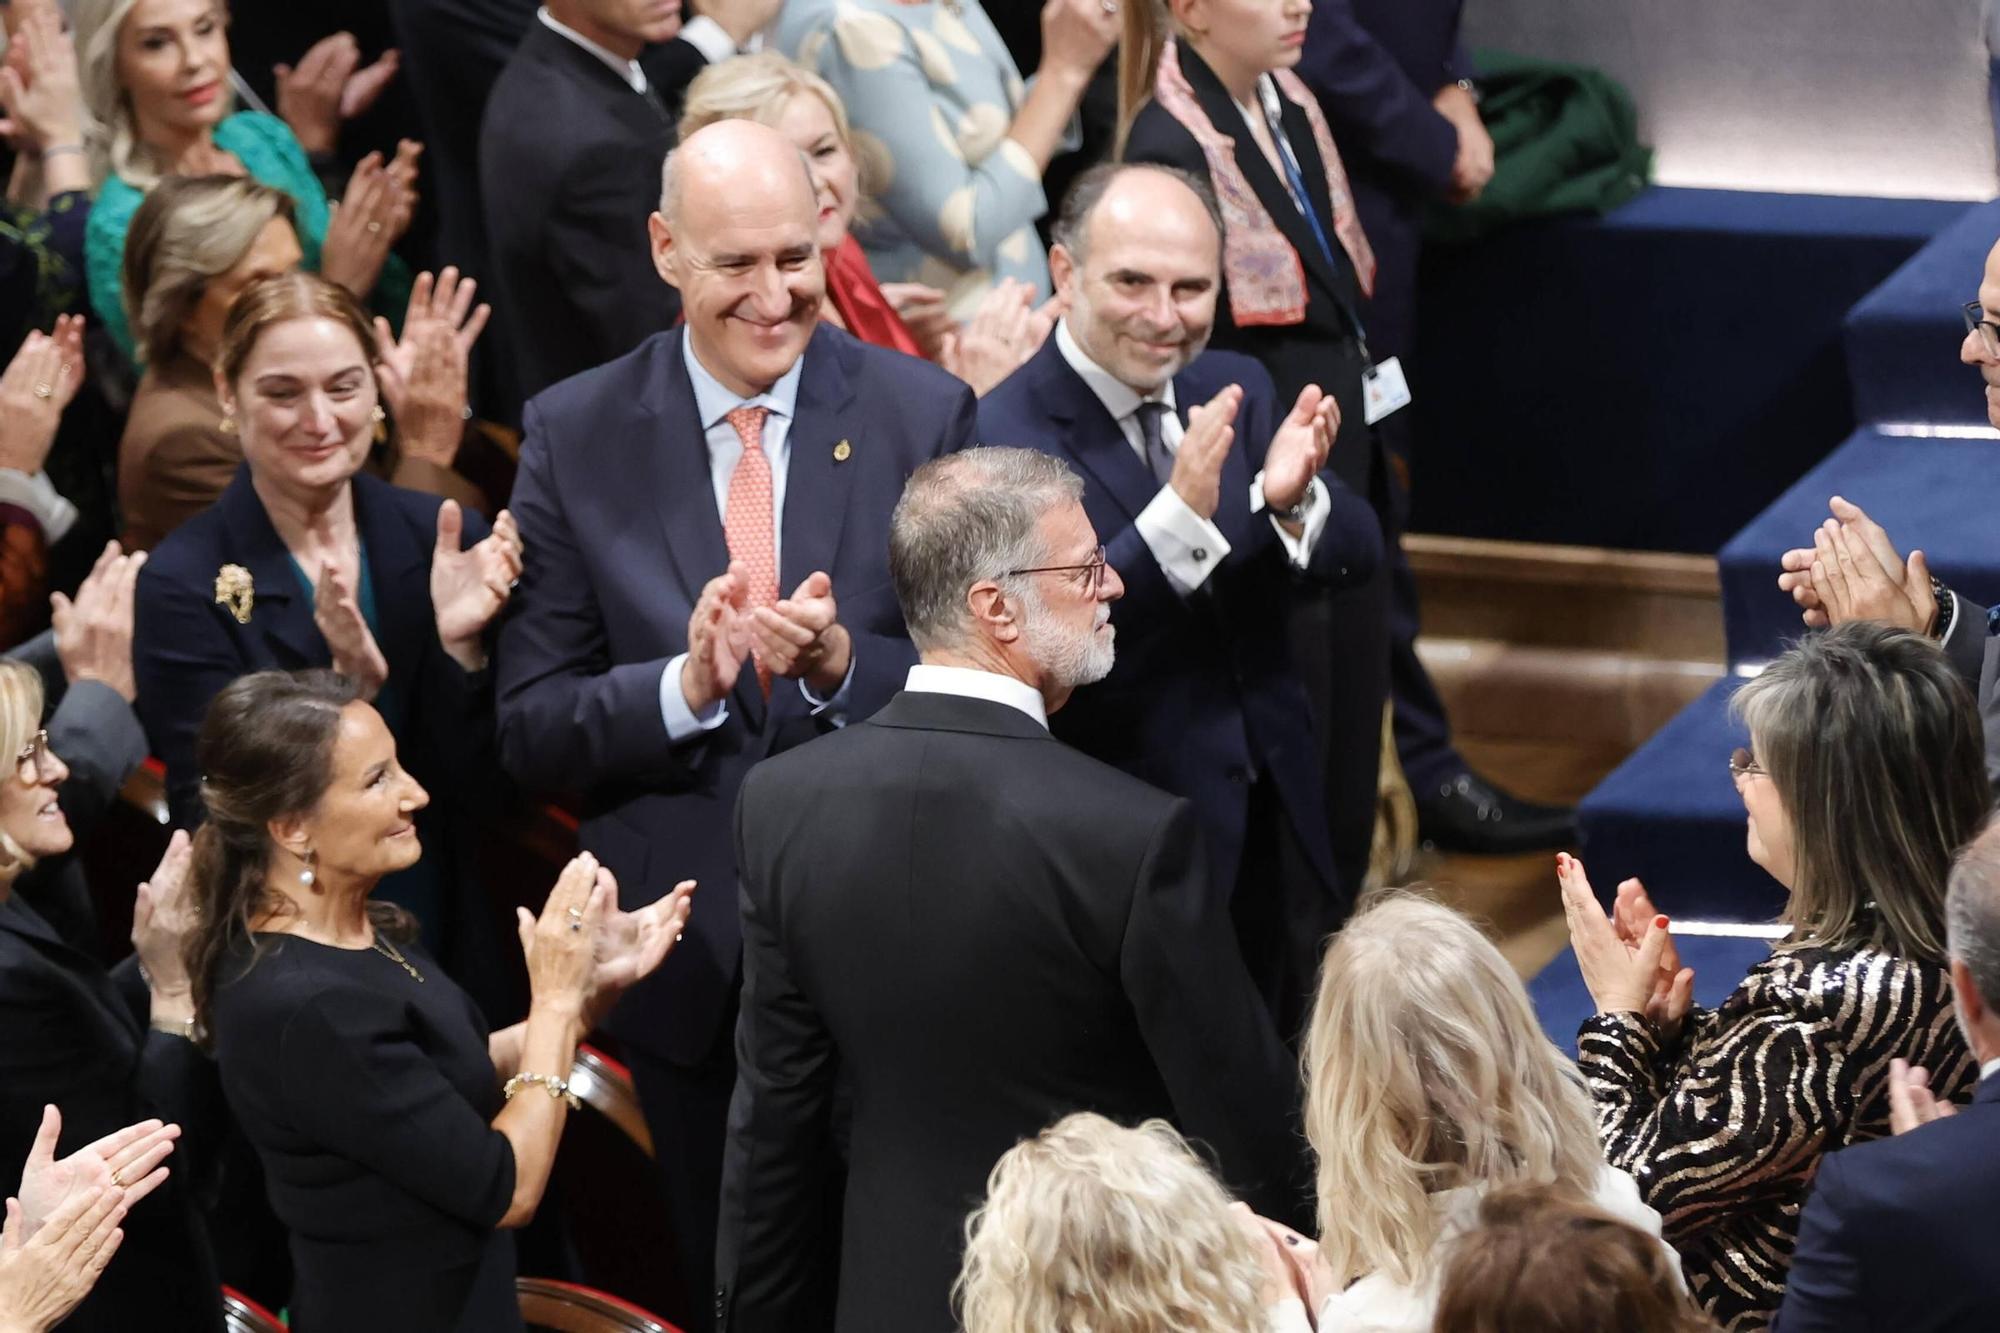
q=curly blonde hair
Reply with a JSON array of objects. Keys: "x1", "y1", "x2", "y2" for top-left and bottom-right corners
[
  {"x1": 1303, "y1": 893, "x2": 1605, "y2": 1290},
  {"x1": 955, "y1": 1113, "x2": 1268, "y2": 1333}
]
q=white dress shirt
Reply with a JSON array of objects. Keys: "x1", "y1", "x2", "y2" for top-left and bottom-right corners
[
  {"x1": 903, "y1": 663, "x2": 1047, "y2": 729},
  {"x1": 677, "y1": 15, "x2": 765, "y2": 64},
  {"x1": 1053, "y1": 319, "x2": 1330, "y2": 598},
  {"x1": 0, "y1": 469, "x2": 76, "y2": 543},
  {"x1": 1982, "y1": 1056, "x2": 2000, "y2": 1081},
  {"x1": 657, "y1": 338, "x2": 852, "y2": 741},
  {"x1": 537, "y1": 6, "x2": 648, "y2": 94}
]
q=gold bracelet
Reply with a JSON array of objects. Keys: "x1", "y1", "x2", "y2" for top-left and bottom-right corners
[{"x1": 502, "y1": 1071, "x2": 580, "y2": 1110}]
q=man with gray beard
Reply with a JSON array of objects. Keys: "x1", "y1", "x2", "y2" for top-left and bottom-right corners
[
  {"x1": 978, "y1": 163, "x2": 1385, "y2": 1041},
  {"x1": 715, "y1": 447, "x2": 1311, "y2": 1333}
]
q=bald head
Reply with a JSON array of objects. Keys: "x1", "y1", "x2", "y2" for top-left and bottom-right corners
[
  {"x1": 1949, "y1": 820, "x2": 2000, "y2": 1011},
  {"x1": 658, "y1": 119, "x2": 818, "y2": 228}
]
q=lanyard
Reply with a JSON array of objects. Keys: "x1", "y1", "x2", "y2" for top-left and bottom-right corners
[{"x1": 1256, "y1": 77, "x2": 1372, "y2": 364}]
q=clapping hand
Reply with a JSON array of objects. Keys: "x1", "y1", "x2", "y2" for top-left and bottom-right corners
[
  {"x1": 1557, "y1": 852, "x2": 1685, "y2": 1019},
  {"x1": 314, "y1": 557, "x2": 389, "y2": 699},
  {"x1": 0, "y1": 316, "x2": 86, "y2": 476},
  {"x1": 515, "y1": 852, "x2": 611, "y2": 1023},
  {"x1": 1261, "y1": 383, "x2": 1338, "y2": 521},
  {"x1": 0, "y1": 0, "x2": 83, "y2": 162},
  {"x1": 320, "y1": 142, "x2": 422, "y2": 298},
  {"x1": 584, "y1": 876, "x2": 695, "y2": 1028},
  {"x1": 880, "y1": 283, "x2": 953, "y2": 360},
  {"x1": 1887, "y1": 1057, "x2": 1958, "y2": 1136},
  {"x1": 0, "y1": 1186, "x2": 125, "y2": 1332},
  {"x1": 275, "y1": 32, "x2": 401, "y2": 156},
  {"x1": 51, "y1": 540, "x2": 144, "y2": 703},
  {"x1": 1608, "y1": 873, "x2": 1694, "y2": 1037},
  {"x1": 939, "y1": 278, "x2": 1040, "y2": 397},
  {"x1": 131, "y1": 831, "x2": 197, "y2": 1019},
  {"x1": 1169, "y1": 384, "x2": 1241, "y2": 520},
  {"x1": 749, "y1": 571, "x2": 851, "y2": 693},
  {"x1": 374, "y1": 268, "x2": 490, "y2": 468},
  {"x1": 16, "y1": 1106, "x2": 177, "y2": 1239},
  {"x1": 681, "y1": 563, "x2": 751, "y2": 714},
  {"x1": 430, "y1": 502, "x2": 522, "y2": 671},
  {"x1": 1776, "y1": 496, "x2": 1933, "y2": 633}
]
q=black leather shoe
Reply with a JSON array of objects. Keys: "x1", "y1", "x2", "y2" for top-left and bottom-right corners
[{"x1": 1415, "y1": 770, "x2": 1578, "y2": 854}]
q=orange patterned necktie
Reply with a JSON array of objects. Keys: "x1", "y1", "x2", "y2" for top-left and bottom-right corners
[{"x1": 723, "y1": 405, "x2": 778, "y2": 696}]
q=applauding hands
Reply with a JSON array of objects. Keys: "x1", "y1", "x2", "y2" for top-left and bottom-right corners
[
  {"x1": 1557, "y1": 852, "x2": 1695, "y2": 1033},
  {"x1": 681, "y1": 564, "x2": 853, "y2": 712},
  {"x1": 321, "y1": 142, "x2": 422, "y2": 299},
  {"x1": 1776, "y1": 496, "x2": 1936, "y2": 635},
  {"x1": 431, "y1": 501, "x2": 523, "y2": 672},
  {"x1": 374, "y1": 268, "x2": 492, "y2": 470},
  {"x1": 1261, "y1": 384, "x2": 1338, "y2": 524},
  {"x1": 275, "y1": 32, "x2": 401, "y2": 157}
]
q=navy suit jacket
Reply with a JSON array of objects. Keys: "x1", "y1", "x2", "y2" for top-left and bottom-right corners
[
  {"x1": 976, "y1": 337, "x2": 1382, "y2": 901},
  {"x1": 1774, "y1": 1074, "x2": 2000, "y2": 1333},
  {"x1": 135, "y1": 466, "x2": 493, "y2": 831},
  {"x1": 1298, "y1": 0, "x2": 1470, "y2": 199},
  {"x1": 495, "y1": 325, "x2": 976, "y2": 1066}
]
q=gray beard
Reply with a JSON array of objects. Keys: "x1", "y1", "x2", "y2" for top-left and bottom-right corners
[{"x1": 1020, "y1": 591, "x2": 1115, "y2": 690}]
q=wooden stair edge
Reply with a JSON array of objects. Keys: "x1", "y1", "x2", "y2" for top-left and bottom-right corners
[
  {"x1": 1404, "y1": 533, "x2": 1720, "y2": 597},
  {"x1": 1415, "y1": 636, "x2": 1725, "y2": 749}
]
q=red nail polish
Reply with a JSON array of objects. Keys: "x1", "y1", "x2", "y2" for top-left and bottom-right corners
[{"x1": 1654, "y1": 915, "x2": 1668, "y2": 928}]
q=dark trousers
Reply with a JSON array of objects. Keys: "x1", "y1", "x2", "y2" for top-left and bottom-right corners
[
  {"x1": 1231, "y1": 770, "x2": 1345, "y2": 1046},
  {"x1": 626, "y1": 1011, "x2": 739, "y2": 1333}
]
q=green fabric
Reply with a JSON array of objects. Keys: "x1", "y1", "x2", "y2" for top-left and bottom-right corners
[
  {"x1": 1423, "y1": 49, "x2": 1653, "y2": 244},
  {"x1": 85, "y1": 111, "x2": 411, "y2": 365}
]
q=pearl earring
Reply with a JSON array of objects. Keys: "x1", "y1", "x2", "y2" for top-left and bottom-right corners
[{"x1": 299, "y1": 848, "x2": 316, "y2": 888}]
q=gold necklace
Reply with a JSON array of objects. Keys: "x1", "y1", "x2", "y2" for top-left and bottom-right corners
[{"x1": 371, "y1": 935, "x2": 425, "y2": 983}]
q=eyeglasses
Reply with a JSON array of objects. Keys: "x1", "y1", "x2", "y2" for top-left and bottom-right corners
[
  {"x1": 16, "y1": 729, "x2": 49, "y2": 783},
  {"x1": 1963, "y1": 301, "x2": 2000, "y2": 358},
  {"x1": 1006, "y1": 546, "x2": 1109, "y2": 595},
  {"x1": 1728, "y1": 746, "x2": 1766, "y2": 782}
]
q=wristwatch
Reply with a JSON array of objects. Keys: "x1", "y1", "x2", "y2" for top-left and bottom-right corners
[{"x1": 1929, "y1": 575, "x2": 1955, "y2": 642}]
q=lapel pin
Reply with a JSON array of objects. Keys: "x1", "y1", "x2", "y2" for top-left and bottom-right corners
[
  {"x1": 214, "y1": 563, "x2": 255, "y2": 625},
  {"x1": 833, "y1": 439, "x2": 852, "y2": 463}
]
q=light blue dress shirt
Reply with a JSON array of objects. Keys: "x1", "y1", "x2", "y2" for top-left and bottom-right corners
[{"x1": 657, "y1": 337, "x2": 852, "y2": 740}]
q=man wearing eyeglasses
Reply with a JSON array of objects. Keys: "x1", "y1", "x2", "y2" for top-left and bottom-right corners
[
  {"x1": 977, "y1": 162, "x2": 1384, "y2": 1040},
  {"x1": 1774, "y1": 239, "x2": 2000, "y2": 783}
]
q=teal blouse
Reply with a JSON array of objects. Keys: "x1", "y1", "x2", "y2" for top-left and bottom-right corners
[{"x1": 85, "y1": 111, "x2": 410, "y2": 366}]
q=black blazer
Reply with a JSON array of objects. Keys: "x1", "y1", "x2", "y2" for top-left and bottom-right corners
[
  {"x1": 479, "y1": 20, "x2": 681, "y2": 407},
  {"x1": 495, "y1": 325, "x2": 975, "y2": 1067},
  {"x1": 716, "y1": 690, "x2": 1311, "y2": 1333},
  {"x1": 1122, "y1": 43, "x2": 1382, "y2": 502},
  {"x1": 977, "y1": 338, "x2": 1381, "y2": 900},
  {"x1": 0, "y1": 893, "x2": 223, "y2": 1332},
  {"x1": 1775, "y1": 1074, "x2": 2000, "y2": 1333}
]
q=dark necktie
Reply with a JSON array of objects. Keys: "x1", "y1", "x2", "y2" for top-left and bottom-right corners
[{"x1": 1134, "y1": 401, "x2": 1174, "y2": 486}]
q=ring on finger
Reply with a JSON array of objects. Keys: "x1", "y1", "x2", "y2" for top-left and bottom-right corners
[
  {"x1": 32, "y1": 383, "x2": 53, "y2": 399},
  {"x1": 366, "y1": 221, "x2": 384, "y2": 235},
  {"x1": 110, "y1": 1168, "x2": 125, "y2": 1189}
]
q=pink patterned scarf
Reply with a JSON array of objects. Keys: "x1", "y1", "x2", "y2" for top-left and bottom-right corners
[{"x1": 1151, "y1": 37, "x2": 1376, "y2": 328}]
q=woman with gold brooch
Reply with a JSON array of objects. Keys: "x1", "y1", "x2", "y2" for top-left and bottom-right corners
[{"x1": 133, "y1": 270, "x2": 524, "y2": 1017}]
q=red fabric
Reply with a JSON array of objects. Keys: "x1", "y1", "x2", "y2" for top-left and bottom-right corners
[{"x1": 822, "y1": 236, "x2": 924, "y2": 358}]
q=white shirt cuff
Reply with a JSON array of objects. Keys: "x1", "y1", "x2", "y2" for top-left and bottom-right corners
[
  {"x1": 1135, "y1": 485, "x2": 1231, "y2": 595},
  {"x1": 0, "y1": 469, "x2": 76, "y2": 544},
  {"x1": 799, "y1": 652, "x2": 856, "y2": 727},
  {"x1": 1266, "y1": 1297, "x2": 1315, "y2": 1333},
  {"x1": 659, "y1": 653, "x2": 728, "y2": 743},
  {"x1": 678, "y1": 15, "x2": 760, "y2": 64},
  {"x1": 1253, "y1": 472, "x2": 1329, "y2": 568}
]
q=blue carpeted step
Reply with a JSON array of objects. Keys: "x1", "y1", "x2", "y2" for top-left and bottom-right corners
[
  {"x1": 1576, "y1": 680, "x2": 1787, "y2": 923},
  {"x1": 1845, "y1": 199, "x2": 2000, "y2": 427},
  {"x1": 1529, "y1": 936, "x2": 1775, "y2": 1057},
  {"x1": 1716, "y1": 426, "x2": 2000, "y2": 666}
]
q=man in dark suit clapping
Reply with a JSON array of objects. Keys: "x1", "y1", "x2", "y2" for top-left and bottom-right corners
[
  {"x1": 495, "y1": 119, "x2": 973, "y2": 1331},
  {"x1": 717, "y1": 446, "x2": 1310, "y2": 1333},
  {"x1": 978, "y1": 163, "x2": 1382, "y2": 1040},
  {"x1": 1776, "y1": 817, "x2": 2000, "y2": 1332}
]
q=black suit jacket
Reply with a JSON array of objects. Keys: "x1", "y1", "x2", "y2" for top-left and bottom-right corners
[
  {"x1": 494, "y1": 326, "x2": 975, "y2": 1066},
  {"x1": 716, "y1": 690, "x2": 1311, "y2": 1333},
  {"x1": 0, "y1": 893, "x2": 223, "y2": 1332},
  {"x1": 479, "y1": 21, "x2": 681, "y2": 407},
  {"x1": 1775, "y1": 1074, "x2": 2000, "y2": 1332},
  {"x1": 1122, "y1": 43, "x2": 1382, "y2": 502},
  {"x1": 976, "y1": 338, "x2": 1381, "y2": 900}
]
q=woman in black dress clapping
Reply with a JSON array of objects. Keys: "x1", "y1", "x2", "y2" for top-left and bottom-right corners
[{"x1": 184, "y1": 670, "x2": 693, "y2": 1333}]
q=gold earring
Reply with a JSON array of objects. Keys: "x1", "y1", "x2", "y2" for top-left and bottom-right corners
[
  {"x1": 372, "y1": 403, "x2": 388, "y2": 444},
  {"x1": 218, "y1": 410, "x2": 237, "y2": 436}
]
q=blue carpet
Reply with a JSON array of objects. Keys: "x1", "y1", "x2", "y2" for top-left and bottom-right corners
[
  {"x1": 1717, "y1": 427, "x2": 2000, "y2": 665},
  {"x1": 1576, "y1": 679, "x2": 1791, "y2": 923},
  {"x1": 1529, "y1": 936, "x2": 1775, "y2": 1057},
  {"x1": 1412, "y1": 188, "x2": 1967, "y2": 554},
  {"x1": 1845, "y1": 199, "x2": 2000, "y2": 427}
]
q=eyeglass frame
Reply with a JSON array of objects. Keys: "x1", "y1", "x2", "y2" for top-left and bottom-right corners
[
  {"x1": 1963, "y1": 301, "x2": 2000, "y2": 358},
  {"x1": 16, "y1": 729, "x2": 50, "y2": 783},
  {"x1": 1727, "y1": 746, "x2": 1766, "y2": 782},
  {"x1": 1004, "y1": 545, "x2": 1110, "y2": 595}
]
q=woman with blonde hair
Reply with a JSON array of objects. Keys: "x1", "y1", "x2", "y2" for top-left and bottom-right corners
[
  {"x1": 1303, "y1": 893, "x2": 1672, "y2": 1332},
  {"x1": 957, "y1": 1112, "x2": 1315, "y2": 1333},
  {"x1": 117, "y1": 174, "x2": 487, "y2": 550},
  {"x1": 1558, "y1": 620, "x2": 1985, "y2": 1331},
  {"x1": 678, "y1": 51, "x2": 1053, "y2": 395},
  {"x1": 72, "y1": 0, "x2": 414, "y2": 364}
]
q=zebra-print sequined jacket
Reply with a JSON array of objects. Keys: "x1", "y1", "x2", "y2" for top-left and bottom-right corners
[{"x1": 1576, "y1": 945, "x2": 1972, "y2": 1333}]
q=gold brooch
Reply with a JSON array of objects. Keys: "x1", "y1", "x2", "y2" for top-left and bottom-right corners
[
  {"x1": 833, "y1": 439, "x2": 852, "y2": 462},
  {"x1": 214, "y1": 564, "x2": 254, "y2": 624}
]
